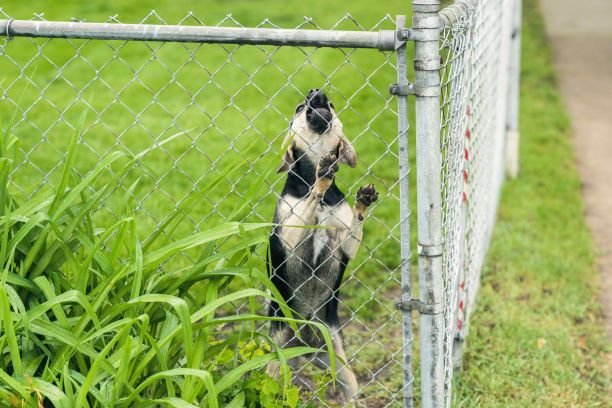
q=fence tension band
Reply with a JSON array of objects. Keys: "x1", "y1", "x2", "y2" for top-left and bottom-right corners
[
  {"x1": 418, "y1": 242, "x2": 443, "y2": 257},
  {"x1": 395, "y1": 298, "x2": 443, "y2": 315},
  {"x1": 389, "y1": 83, "x2": 441, "y2": 97}
]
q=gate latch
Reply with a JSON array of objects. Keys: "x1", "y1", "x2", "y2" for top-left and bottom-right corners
[
  {"x1": 395, "y1": 298, "x2": 443, "y2": 315},
  {"x1": 389, "y1": 82, "x2": 441, "y2": 97},
  {"x1": 389, "y1": 83, "x2": 414, "y2": 96}
]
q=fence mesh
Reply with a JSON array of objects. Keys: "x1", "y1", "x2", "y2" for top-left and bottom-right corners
[
  {"x1": 1, "y1": 1, "x2": 520, "y2": 405},
  {"x1": 0, "y1": 10, "x2": 409, "y2": 407},
  {"x1": 439, "y1": 0, "x2": 512, "y2": 405}
]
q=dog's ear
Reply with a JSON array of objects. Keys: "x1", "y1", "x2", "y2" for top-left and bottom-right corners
[
  {"x1": 338, "y1": 137, "x2": 356, "y2": 168},
  {"x1": 277, "y1": 143, "x2": 295, "y2": 173}
]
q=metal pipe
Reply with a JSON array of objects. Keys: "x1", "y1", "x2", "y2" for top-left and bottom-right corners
[
  {"x1": 505, "y1": 0, "x2": 521, "y2": 178},
  {"x1": 395, "y1": 15, "x2": 413, "y2": 408},
  {"x1": 413, "y1": 0, "x2": 444, "y2": 407},
  {"x1": 0, "y1": 19, "x2": 397, "y2": 50}
]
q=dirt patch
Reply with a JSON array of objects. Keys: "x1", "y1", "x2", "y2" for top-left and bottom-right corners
[{"x1": 541, "y1": 0, "x2": 612, "y2": 339}]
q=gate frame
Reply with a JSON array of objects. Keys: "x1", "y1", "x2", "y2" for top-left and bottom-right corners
[{"x1": 0, "y1": 11, "x2": 417, "y2": 407}]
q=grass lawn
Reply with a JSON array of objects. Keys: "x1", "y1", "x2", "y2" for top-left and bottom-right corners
[
  {"x1": 452, "y1": 0, "x2": 611, "y2": 405},
  {"x1": 0, "y1": 0, "x2": 609, "y2": 406}
]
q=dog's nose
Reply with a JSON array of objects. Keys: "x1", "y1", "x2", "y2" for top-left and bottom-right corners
[
  {"x1": 306, "y1": 89, "x2": 328, "y2": 109},
  {"x1": 307, "y1": 88, "x2": 321, "y2": 98}
]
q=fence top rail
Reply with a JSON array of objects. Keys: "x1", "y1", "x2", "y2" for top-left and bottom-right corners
[
  {"x1": 0, "y1": 18, "x2": 399, "y2": 50},
  {"x1": 439, "y1": 0, "x2": 474, "y2": 28}
]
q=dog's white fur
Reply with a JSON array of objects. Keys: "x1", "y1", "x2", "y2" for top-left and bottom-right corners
[{"x1": 267, "y1": 93, "x2": 376, "y2": 405}]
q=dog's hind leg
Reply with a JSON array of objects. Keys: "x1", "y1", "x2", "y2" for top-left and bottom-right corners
[
  {"x1": 266, "y1": 324, "x2": 298, "y2": 379},
  {"x1": 341, "y1": 184, "x2": 378, "y2": 259},
  {"x1": 311, "y1": 327, "x2": 360, "y2": 405}
]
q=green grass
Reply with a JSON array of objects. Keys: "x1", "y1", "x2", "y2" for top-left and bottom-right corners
[
  {"x1": 0, "y1": 109, "x2": 333, "y2": 407},
  {"x1": 452, "y1": 0, "x2": 611, "y2": 406},
  {"x1": 0, "y1": 0, "x2": 412, "y2": 280},
  {"x1": 0, "y1": 1, "x2": 412, "y2": 406},
  {"x1": 0, "y1": 0, "x2": 609, "y2": 406}
]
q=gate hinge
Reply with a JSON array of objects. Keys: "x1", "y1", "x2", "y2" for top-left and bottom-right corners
[
  {"x1": 389, "y1": 83, "x2": 441, "y2": 97},
  {"x1": 395, "y1": 298, "x2": 443, "y2": 315}
]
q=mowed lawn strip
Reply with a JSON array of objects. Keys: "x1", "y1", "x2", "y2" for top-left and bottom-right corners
[{"x1": 453, "y1": 0, "x2": 611, "y2": 406}]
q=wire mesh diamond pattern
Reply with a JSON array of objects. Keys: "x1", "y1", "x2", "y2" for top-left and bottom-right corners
[
  {"x1": 438, "y1": 0, "x2": 511, "y2": 406},
  {"x1": 0, "y1": 10, "x2": 408, "y2": 407}
]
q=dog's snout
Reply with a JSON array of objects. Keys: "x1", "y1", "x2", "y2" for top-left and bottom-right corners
[
  {"x1": 306, "y1": 107, "x2": 333, "y2": 134},
  {"x1": 306, "y1": 89, "x2": 329, "y2": 110},
  {"x1": 305, "y1": 89, "x2": 332, "y2": 133}
]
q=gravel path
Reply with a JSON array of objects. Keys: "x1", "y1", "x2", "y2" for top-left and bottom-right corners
[{"x1": 540, "y1": 0, "x2": 612, "y2": 339}]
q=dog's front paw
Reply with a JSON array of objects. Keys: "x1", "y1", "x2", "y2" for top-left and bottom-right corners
[
  {"x1": 355, "y1": 184, "x2": 378, "y2": 221},
  {"x1": 317, "y1": 152, "x2": 339, "y2": 180},
  {"x1": 356, "y1": 184, "x2": 378, "y2": 207},
  {"x1": 313, "y1": 152, "x2": 338, "y2": 198}
]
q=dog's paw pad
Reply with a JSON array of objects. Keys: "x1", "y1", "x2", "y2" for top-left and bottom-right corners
[
  {"x1": 356, "y1": 184, "x2": 378, "y2": 207},
  {"x1": 317, "y1": 153, "x2": 339, "y2": 179}
]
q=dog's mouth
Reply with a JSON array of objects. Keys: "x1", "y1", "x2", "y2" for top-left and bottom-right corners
[{"x1": 301, "y1": 89, "x2": 334, "y2": 134}]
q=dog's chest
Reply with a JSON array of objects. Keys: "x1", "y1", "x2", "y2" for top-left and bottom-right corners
[
  {"x1": 292, "y1": 125, "x2": 342, "y2": 164},
  {"x1": 311, "y1": 203, "x2": 352, "y2": 262}
]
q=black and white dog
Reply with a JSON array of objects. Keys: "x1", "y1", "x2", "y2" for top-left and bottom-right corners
[{"x1": 267, "y1": 89, "x2": 378, "y2": 403}]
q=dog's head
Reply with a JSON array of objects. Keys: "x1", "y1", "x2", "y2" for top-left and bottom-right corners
[{"x1": 278, "y1": 89, "x2": 356, "y2": 173}]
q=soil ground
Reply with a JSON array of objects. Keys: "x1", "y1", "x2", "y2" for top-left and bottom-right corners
[{"x1": 541, "y1": 0, "x2": 612, "y2": 339}]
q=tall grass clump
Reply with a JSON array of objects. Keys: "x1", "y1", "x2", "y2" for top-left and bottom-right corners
[{"x1": 0, "y1": 109, "x2": 333, "y2": 407}]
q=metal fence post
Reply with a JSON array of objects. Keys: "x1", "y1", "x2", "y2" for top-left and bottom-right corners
[
  {"x1": 505, "y1": 0, "x2": 522, "y2": 178},
  {"x1": 394, "y1": 15, "x2": 414, "y2": 408},
  {"x1": 413, "y1": 1, "x2": 444, "y2": 407}
]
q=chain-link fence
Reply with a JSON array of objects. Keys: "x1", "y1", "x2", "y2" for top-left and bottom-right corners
[
  {"x1": 0, "y1": 10, "x2": 409, "y2": 408},
  {"x1": 437, "y1": 0, "x2": 521, "y2": 406},
  {"x1": 0, "y1": 0, "x2": 520, "y2": 406}
]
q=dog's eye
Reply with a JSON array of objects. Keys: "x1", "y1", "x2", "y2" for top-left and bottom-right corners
[
  {"x1": 295, "y1": 104, "x2": 305, "y2": 114},
  {"x1": 329, "y1": 102, "x2": 335, "y2": 110}
]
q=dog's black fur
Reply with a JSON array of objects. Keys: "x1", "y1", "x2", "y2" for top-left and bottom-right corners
[
  {"x1": 268, "y1": 144, "x2": 349, "y2": 334},
  {"x1": 268, "y1": 90, "x2": 349, "y2": 338},
  {"x1": 266, "y1": 89, "x2": 377, "y2": 402}
]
